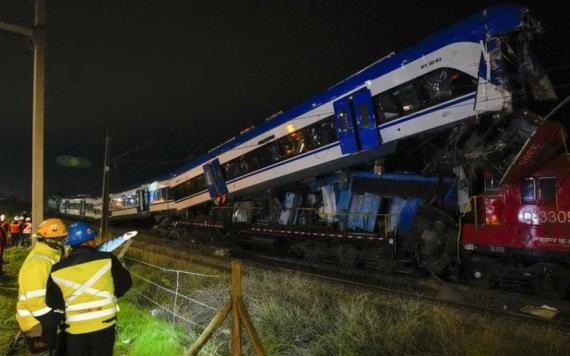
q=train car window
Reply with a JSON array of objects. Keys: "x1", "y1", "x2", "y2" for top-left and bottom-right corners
[
  {"x1": 283, "y1": 132, "x2": 306, "y2": 158},
  {"x1": 538, "y1": 177, "x2": 556, "y2": 203},
  {"x1": 172, "y1": 174, "x2": 207, "y2": 200},
  {"x1": 521, "y1": 178, "x2": 536, "y2": 203},
  {"x1": 373, "y1": 68, "x2": 477, "y2": 124},
  {"x1": 374, "y1": 93, "x2": 401, "y2": 122},
  {"x1": 484, "y1": 174, "x2": 500, "y2": 194},
  {"x1": 359, "y1": 103, "x2": 372, "y2": 128},
  {"x1": 162, "y1": 187, "x2": 170, "y2": 201},
  {"x1": 394, "y1": 81, "x2": 428, "y2": 115},
  {"x1": 218, "y1": 116, "x2": 337, "y2": 183}
]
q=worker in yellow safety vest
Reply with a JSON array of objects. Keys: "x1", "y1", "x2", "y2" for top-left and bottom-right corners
[
  {"x1": 16, "y1": 218, "x2": 68, "y2": 355},
  {"x1": 45, "y1": 221, "x2": 132, "y2": 356}
]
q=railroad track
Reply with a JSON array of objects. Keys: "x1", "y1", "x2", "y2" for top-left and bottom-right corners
[{"x1": 123, "y1": 230, "x2": 570, "y2": 332}]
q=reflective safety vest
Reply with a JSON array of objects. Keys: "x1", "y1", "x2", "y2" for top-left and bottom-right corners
[
  {"x1": 10, "y1": 222, "x2": 20, "y2": 234},
  {"x1": 16, "y1": 242, "x2": 61, "y2": 332},
  {"x1": 23, "y1": 222, "x2": 32, "y2": 234},
  {"x1": 50, "y1": 258, "x2": 117, "y2": 334}
]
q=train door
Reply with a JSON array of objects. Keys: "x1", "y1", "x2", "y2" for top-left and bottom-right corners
[
  {"x1": 333, "y1": 98, "x2": 358, "y2": 153},
  {"x1": 137, "y1": 189, "x2": 149, "y2": 213},
  {"x1": 203, "y1": 158, "x2": 228, "y2": 199},
  {"x1": 333, "y1": 88, "x2": 381, "y2": 154},
  {"x1": 353, "y1": 89, "x2": 381, "y2": 150},
  {"x1": 80, "y1": 200, "x2": 86, "y2": 217}
]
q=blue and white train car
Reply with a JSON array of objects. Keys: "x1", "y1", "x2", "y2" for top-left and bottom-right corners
[
  {"x1": 109, "y1": 188, "x2": 143, "y2": 219},
  {"x1": 146, "y1": 178, "x2": 176, "y2": 213},
  {"x1": 85, "y1": 197, "x2": 102, "y2": 220},
  {"x1": 60, "y1": 196, "x2": 89, "y2": 218},
  {"x1": 170, "y1": 5, "x2": 553, "y2": 212},
  {"x1": 109, "y1": 178, "x2": 176, "y2": 220}
]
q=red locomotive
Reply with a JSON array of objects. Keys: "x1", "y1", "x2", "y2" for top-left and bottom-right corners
[{"x1": 462, "y1": 121, "x2": 570, "y2": 296}]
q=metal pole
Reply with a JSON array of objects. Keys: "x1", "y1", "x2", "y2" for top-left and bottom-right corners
[
  {"x1": 100, "y1": 131, "x2": 111, "y2": 239},
  {"x1": 31, "y1": 0, "x2": 46, "y2": 235}
]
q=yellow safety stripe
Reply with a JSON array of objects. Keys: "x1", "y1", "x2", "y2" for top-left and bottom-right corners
[
  {"x1": 30, "y1": 254, "x2": 56, "y2": 265},
  {"x1": 17, "y1": 306, "x2": 52, "y2": 317},
  {"x1": 18, "y1": 289, "x2": 47, "y2": 301},
  {"x1": 66, "y1": 296, "x2": 115, "y2": 312},
  {"x1": 51, "y1": 276, "x2": 111, "y2": 299},
  {"x1": 52, "y1": 260, "x2": 117, "y2": 324},
  {"x1": 67, "y1": 261, "x2": 112, "y2": 303},
  {"x1": 65, "y1": 306, "x2": 117, "y2": 322}
]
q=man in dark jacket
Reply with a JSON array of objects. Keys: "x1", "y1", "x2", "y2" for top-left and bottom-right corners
[{"x1": 45, "y1": 221, "x2": 132, "y2": 356}]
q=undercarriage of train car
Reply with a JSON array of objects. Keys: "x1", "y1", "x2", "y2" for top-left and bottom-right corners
[{"x1": 166, "y1": 110, "x2": 570, "y2": 297}]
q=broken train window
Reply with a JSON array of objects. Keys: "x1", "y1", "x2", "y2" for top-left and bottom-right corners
[{"x1": 373, "y1": 68, "x2": 477, "y2": 124}]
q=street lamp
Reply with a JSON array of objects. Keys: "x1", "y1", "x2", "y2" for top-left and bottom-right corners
[{"x1": 0, "y1": 0, "x2": 46, "y2": 235}]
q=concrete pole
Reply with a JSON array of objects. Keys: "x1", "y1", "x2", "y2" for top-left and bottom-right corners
[
  {"x1": 31, "y1": 0, "x2": 46, "y2": 234},
  {"x1": 0, "y1": 1, "x2": 46, "y2": 235}
]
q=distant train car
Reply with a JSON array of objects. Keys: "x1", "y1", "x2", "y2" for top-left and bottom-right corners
[
  {"x1": 109, "y1": 179, "x2": 176, "y2": 220},
  {"x1": 85, "y1": 197, "x2": 102, "y2": 220},
  {"x1": 60, "y1": 196, "x2": 87, "y2": 217},
  {"x1": 110, "y1": 188, "x2": 142, "y2": 219},
  {"x1": 47, "y1": 196, "x2": 62, "y2": 213}
]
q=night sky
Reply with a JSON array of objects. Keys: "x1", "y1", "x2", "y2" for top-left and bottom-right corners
[{"x1": 0, "y1": 0, "x2": 569, "y2": 199}]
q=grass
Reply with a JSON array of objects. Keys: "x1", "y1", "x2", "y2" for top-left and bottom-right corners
[
  {"x1": 114, "y1": 301, "x2": 187, "y2": 356},
  {"x1": 0, "y1": 246, "x2": 192, "y2": 356},
  {"x1": 3, "y1": 239, "x2": 570, "y2": 356},
  {"x1": 125, "y1": 243, "x2": 570, "y2": 356}
]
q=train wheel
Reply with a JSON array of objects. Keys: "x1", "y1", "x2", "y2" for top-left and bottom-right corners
[{"x1": 464, "y1": 259, "x2": 497, "y2": 288}]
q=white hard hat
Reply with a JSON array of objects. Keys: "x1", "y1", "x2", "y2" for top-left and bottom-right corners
[
  {"x1": 18, "y1": 216, "x2": 24, "y2": 220},
  {"x1": 14, "y1": 216, "x2": 19, "y2": 220},
  {"x1": 0, "y1": 214, "x2": 4, "y2": 221},
  {"x1": 25, "y1": 217, "x2": 31, "y2": 222}
]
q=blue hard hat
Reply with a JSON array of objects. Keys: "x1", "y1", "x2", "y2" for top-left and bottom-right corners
[{"x1": 67, "y1": 221, "x2": 97, "y2": 246}]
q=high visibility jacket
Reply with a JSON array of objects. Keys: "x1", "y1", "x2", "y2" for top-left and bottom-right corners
[
  {"x1": 46, "y1": 247, "x2": 132, "y2": 335},
  {"x1": 23, "y1": 222, "x2": 32, "y2": 234},
  {"x1": 10, "y1": 222, "x2": 20, "y2": 234},
  {"x1": 16, "y1": 242, "x2": 61, "y2": 332}
]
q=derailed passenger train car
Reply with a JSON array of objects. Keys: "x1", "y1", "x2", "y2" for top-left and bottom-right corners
[
  {"x1": 170, "y1": 5, "x2": 554, "y2": 211},
  {"x1": 167, "y1": 5, "x2": 566, "y2": 295}
]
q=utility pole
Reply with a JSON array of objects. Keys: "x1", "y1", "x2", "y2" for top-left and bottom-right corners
[
  {"x1": 0, "y1": 0, "x2": 46, "y2": 234},
  {"x1": 100, "y1": 131, "x2": 111, "y2": 239}
]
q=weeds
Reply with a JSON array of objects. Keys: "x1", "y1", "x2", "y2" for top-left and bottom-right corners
[{"x1": 4, "y1": 239, "x2": 569, "y2": 356}]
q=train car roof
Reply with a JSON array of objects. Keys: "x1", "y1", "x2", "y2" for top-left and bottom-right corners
[{"x1": 170, "y1": 5, "x2": 528, "y2": 178}]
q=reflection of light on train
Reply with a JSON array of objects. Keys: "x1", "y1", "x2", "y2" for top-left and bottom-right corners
[{"x1": 60, "y1": 6, "x2": 570, "y2": 296}]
